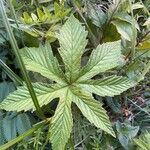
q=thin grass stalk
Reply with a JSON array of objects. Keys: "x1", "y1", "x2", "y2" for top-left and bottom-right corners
[
  {"x1": 7, "y1": 0, "x2": 25, "y2": 47},
  {"x1": 0, "y1": 59, "x2": 23, "y2": 85},
  {"x1": 0, "y1": 120, "x2": 48, "y2": 150},
  {"x1": 0, "y1": 0, "x2": 45, "y2": 119}
]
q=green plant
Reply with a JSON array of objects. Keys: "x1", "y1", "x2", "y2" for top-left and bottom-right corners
[
  {"x1": 0, "y1": 15, "x2": 135, "y2": 150},
  {"x1": 12, "y1": 2, "x2": 71, "y2": 43},
  {"x1": 134, "y1": 132, "x2": 150, "y2": 150}
]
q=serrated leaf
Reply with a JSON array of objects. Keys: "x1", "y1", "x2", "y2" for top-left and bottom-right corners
[
  {"x1": 78, "y1": 76, "x2": 135, "y2": 96},
  {"x1": 57, "y1": 15, "x2": 88, "y2": 82},
  {"x1": 50, "y1": 89, "x2": 73, "y2": 150},
  {"x1": 21, "y1": 12, "x2": 33, "y2": 24},
  {"x1": 43, "y1": 7, "x2": 52, "y2": 20},
  {"x1": 20, "y1": 43, "x2": 66, "y2": 84},
  {"x1": 0, "y1": 15, "x2": 138, "y2": 149},
  {"x1": 37, "y1": 8, "x2": 47, "y2": 22},
  {"x1": 72, "y1": 90, "x2": 115, "y2": 137},
  {"x1": 134, "y1": 132, "x2": 150, "y2": 150},
  {"x1": 0, "y1": 83, "x2": 65, "y2": 112},
  {"x1": 54, "y1": 2, "x2": 60, "y2": 15},
  {"x1": 78, "y1": 41, "x2": 122, "y2": 81}
]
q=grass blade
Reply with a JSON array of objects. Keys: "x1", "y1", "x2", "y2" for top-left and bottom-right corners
[
  {"x1": 0, "y1": 0, "x2": 45, "y2": 119},
  {"x1": 0, "y1": 59, "x2": 23, "y2": 85}
]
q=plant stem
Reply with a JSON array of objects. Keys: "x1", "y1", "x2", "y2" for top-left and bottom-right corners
[
  {"x1": 0, "y1": 120, "x2": 49, "y2": 150},
  {"x1": 0, "y1": 0, "x2": 45, "y2": 119},
  {"x1": 128, "y1": 0, "x2": 136, "y2": 59},
  {"x1": 0, "y1": 59, "x2": 23, "y2": 85},
  {"x1": 7, "y1": 0, "x2": 25, "y2": 47}
]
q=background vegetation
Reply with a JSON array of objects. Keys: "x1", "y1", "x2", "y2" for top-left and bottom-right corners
[{"x1": 0, "y1": 0, "x2": 150, "y2": 149}]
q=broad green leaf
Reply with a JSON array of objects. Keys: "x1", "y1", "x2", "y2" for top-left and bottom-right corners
[
  {"x1": 20, "y1": 43, "x2": 66, "y2": 84},
  {"x1": 134, "y1": 132, "x2": 150, "y2": 150},
  {"x1": 50, "y1": 89, "x2": 73, "y2": 150},
  {"x1": 0, "y1": 15, "x2": 138, "y2": 149},
  {"x1": 0, "y1": 83, "x2": 65, "y2": 111},
  {"x1": 77, "y1": 41, "x2": 122, "y2": 81},
  {"x1": 72, "y1": 89, "x2": 115, "y2": 137},
  {"x1": 57, "y1": 15, "x2": 88, "y2": 82},
  {"x1": 78, "y1": 76, "x2": 135, "y2": 96},
  {"x1": 112, "y1": 20, "x2": 134, "y2": 41},
  {"x1": 113, "y1": 13, "x2": 140, "y2": 30}
]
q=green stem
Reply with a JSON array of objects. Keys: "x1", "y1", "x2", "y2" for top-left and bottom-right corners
[
  {"x1": 0, "y1": 59, "x2": 23, "y2": 85},
  {"x1": 8, "y1": 0, "x2": 25, "y2": 47},
  {"x1": 0, "y1": 0, "x2": 45, "y2": 119},
  {"x1": 0, "y1": 120, "x2": 48, "y2": 150},
  {"x1": 128, "y1": 0, "x2": 136, "y2": 59}
]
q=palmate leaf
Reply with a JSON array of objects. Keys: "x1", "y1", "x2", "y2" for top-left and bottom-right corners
[
  {"x1": 0, "y1": 15, "x2": 137, "y2": 150},
  {"x1": 71, "y1": 89, "x2": 115, "y2": 137},
  {"x1": 78, "y1": 76, "x2": 135, "y2": 96},
  {"x1": 57, "y1": 15, "x2": 88, "y2": 82},
  {"x1": 20, "y1": 43, "x2": 66, "y2": 84},
  {"x1": 77, "y1": 41, "x2": 122, "y2": 81},
  {"x1": 0, "y1": 83, "x2": 66, "y2": 111},
  {"x1": 134, "y1": 132, "x2": 150, "y2": 150},
  {"x1": 50, "y1": 89, "x2": 73, "y2": 150}
]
